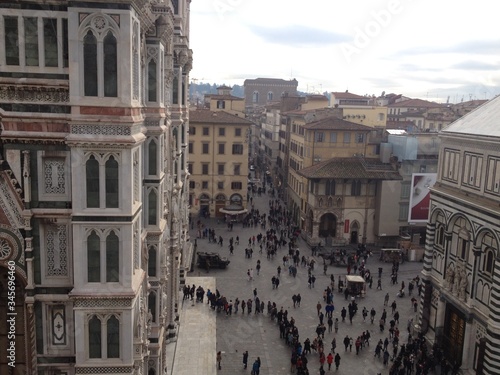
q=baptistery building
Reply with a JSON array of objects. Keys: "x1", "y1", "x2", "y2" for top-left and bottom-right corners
[{"x1": 419, "y1": 96, "x2": 500, "y2": 374}]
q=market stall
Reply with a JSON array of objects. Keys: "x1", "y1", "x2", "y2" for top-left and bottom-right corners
[{"x1": 345, "y1": 275, "x2": 366, "y2": 297}]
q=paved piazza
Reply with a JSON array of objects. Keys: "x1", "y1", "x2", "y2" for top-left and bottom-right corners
[{"x1": 187, "y1": 192, "x2": 423, "y2": 375}]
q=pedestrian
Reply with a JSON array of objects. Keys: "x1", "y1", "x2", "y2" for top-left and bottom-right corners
[
  {"x1": 391, "y1": 300, "x2": 397, "y2": 314},
  {"x1": 334, "y1": 318, "x2": 339, "y2": 333},
  {"x1": 252, "y1": 359, "x2": 260, "y2": 375},
  {"x1": 370, "y1": 308, "x2": 376, "y2": 324},
  {"x1": 343, "y1": 335, "x2": 349, "y2": 351},
  {"x1": 341, "y1": 307, "x2": 346, "y2": 322},
  {"x1": 217, "y1": 351, "x2": 222, "y2": 370},
  {"x1": 326, "y1": 353, "x2": 333, "y2": 371},
  {"x1": 377, "y1": 278, "x2": 382, "y2": 290},
  {"x1": 384, "y1": 293, "x2": 389, "y2": 306},
  {"x1": 317, "y1": 301, "x2": 322, "y2": 316},
  {"x1": 335, "y1": 353, "x2": 341, "y2": 370},
  {"x1": 362, "y1": 307, "x2": 368, "y2": 321},
  {"x1": 328, "y1": 316, "x2": 333, "y2": 333},
  {"x1": 243, "y1": 351, "x2": 248, "y2": 369}
]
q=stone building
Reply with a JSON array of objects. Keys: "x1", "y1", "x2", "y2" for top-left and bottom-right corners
[
  {"x1": 419, "y1": 97, "x2": 500, "y2": 374},
  {"x1": 243, "y1": 77, "x2": 298, "y2": 109},
  {"x1": 0, "y1": 1, "x2": 192, "y2": 374},
  {"x1": 188, "y1": 109, "x2": 252, "y2": 219}
]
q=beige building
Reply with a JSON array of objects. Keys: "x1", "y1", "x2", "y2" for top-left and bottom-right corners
[
  {"x1": 419, "y1": 95, "x2": 500, "y2": 374},
  {"x1": 188, "y1": 109, "x2": 252, "y2": 219},
  {"x1": 204, "y1": 85, "x2": 245, "y2": 116}
]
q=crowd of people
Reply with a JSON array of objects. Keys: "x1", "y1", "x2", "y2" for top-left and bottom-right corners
[{"x1": 188, "y1": 177, "x2": 456, "y2": 374}]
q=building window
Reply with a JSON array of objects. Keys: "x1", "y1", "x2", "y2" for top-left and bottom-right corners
[
  {"x1": 189, "y1": 126, "x2": 196, "y2": 135},
  {"x1": 187, "y1": 163, "x2": 193, "y2": 174},
  {"x1": 483, "y1": 250, "x2": 494, "y2": 274},
  {"x1": 202, "y1": 143, "x2": 209, "y2": 154},
  {"x1": 87, "y1": 231, "x2": 100, "y2": 282},
  {"x1": 202, "y1": 181, "x2": 208, "y2": 189},
  {"x1": 86, "y1": 156, "x2": 100, "y2": 208},
  {"x1": 267, "y1": 92, "x2": 273, "y2": 101},
  {"x1": 378, "y1": 113, "x2": 385, "y2": 121},
  {"x1": 399, "y1": 204, "x2": 409, "y2": 221},
  {"x1": 330, "y1": 132, "x2": 337, "y2": 143},
  {"x1": 436, "y1": 225, "x2": 444, "y2": 247},
  {"x1": 218, "y1": 164, "x2": 225, "y2": 175},
  {"x1": 401, "y1": 183, "x2": 411, "y2": 199},
  {"x1": 234, "y1": 164, "x2": 241, "y2": 175},
  {"x1": 325, "y1": 180, "x2": 336, "y2": 195},
  {"x1": 231, "y1": 182, "x2": 242, "y2": 190},
  {"x1": 253, "y1": 91, "x2": 259, "y2": 103},
  {"x1": 219, "y1": 127, "x2": 226, "y2": 136},
  {"x1": 83, "y1": 30, "x2": 98, "y2": 96},
  {"x1": 485, "y1": 156, "x2": 500, "y2": 195},
  {"x1": 4, "y1": 16, "x2": 20, "y2": 65},
  {"x1": 43, "y1": 18, "x2": 58, "y2": 67},
  {"x1": 103, "y1": 32, "x2": 118, "y2": 97},
  {"x1": 442, "y1": 148, "x2": 460, "y2": 182},
  {"x1": 189, "y1": 181, "x2": 195, "y2": 189},
  {"x1": 148, "y1": 247, "x2": 157, "y2": 276},
  {"x1": 217, "y1": 181, "x2": 224, "y2": 189},
  {"x1": 351, "y1": 180, "x2": 361, "y2": 196},
  {"x1": 148, "y1": 189, "x2": 157, "y2": 226},
  {"x1": 235, "y1": 128, "x2": 242, "y2": 137},
  {"x1": 343, "y1": 133, "x2": 351, "y2": 144},
  {"x1": 232, "y1": 144, "x2": 243, "y2": 155},
  {"x1": 202, "y1": 164, "x2": 209, "y2": 175},
  {"x1": 148, "y1": 292, "x2": 156, "y2": 323},
  {"x1": 87, "y1": 230, "x2": 119, "y2": 283},
  {"x1": 217, "y1": 100, "x2": 225, "y2": 109},
  {"x1": 462, "y1": 152, "x2": 483, "y2": 189},
  {"x1": 356, "y1": 133, "x2": 364, "y2": 143},
  {"x1": 202, "y1": 127, "x2": 209, "y2": 136},
  {"x1": 188, "y1": 142, "x2": 193, "y2": 154},
  {"x1": 24, "y1": 17, "x2": 39, "y2": 66},
  {"x1": 148, "y1": 140, "x2": 157, "y2": 175},
  {"x1": 315, "y1": 132, "x2": 325, "y2": 142},
  {"x1": 105, "y1": 156, "x2": 119, "y2": 208},
  {"x1": 218, "y1": 143, "x2": 225, "y2": 154},
  {"x1": 88, "y1": 315, "x2": 120, "y2": 359},
  {"x1": 148, "y1": 60, "x2": 157, "y2": 102},
  {"x1": 88, "y1": 316, "x2": 102, "y2": 358},
  {"x1": 106, "y1": 231, "x2": 119, "y2": 282}
]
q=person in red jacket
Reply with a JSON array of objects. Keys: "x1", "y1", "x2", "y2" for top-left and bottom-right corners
[{"x1": 327, "y1": 352, "x2": 334, "y2": 370}]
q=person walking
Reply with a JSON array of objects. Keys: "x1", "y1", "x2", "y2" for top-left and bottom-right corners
[
  {"x1": 327, "y1": 352, "x2": 333, "y2": 370},
  {"x1": 216, "y1": 351, "x2": 222, "y2": 370},
  {"x1": 334, "y1": 353, "x2": 341, "y2": 370},
  {"x1": 242, "y1": 351, "x2": 248, "y2": 369},
  {"x1": 334, "y1": 318, "x2": 339, "y2": 333}
]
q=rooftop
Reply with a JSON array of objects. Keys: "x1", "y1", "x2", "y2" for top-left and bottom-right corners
[
  {"x1": 244, "y1": 78, "x2": 298, "y2": 85},
  {"x1": 442, "y1": 95, "x2": 500, "y2": 137},
  {"x1": 331, "y1": 91, "x2": 367, "y2": 100},
  {"x1": 302, "y1": 116, "x2": 373, "y2": 131},
  {"x1": 298, "y1": 157, "x2": 402, "y2": 180},
  {"x1": 388, "y1": 98, "x2": 445, "y2": 108},
  {"x1": 205, "y1": 94, "x2": 244, "y2": 100},
  {"x1": 189, "y1": 109, "x2": 253, "y2": 125}
]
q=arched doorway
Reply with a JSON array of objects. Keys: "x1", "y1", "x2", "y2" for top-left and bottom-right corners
[
  {"x1": 199, "y1": 194, "x2": 210, "y2": 218},
  {"x1": 319, "y1": 213, "x2": 337, "y2": 239},
  {"x1": 0, "y1": 265, "x2": 27, "y2": 375},
  {"x1": 229, "y1": 194, "x2": 243, "y2": 207},
  {"x1": 350, "y1": 221, "x2": 360, "y2": 244}
]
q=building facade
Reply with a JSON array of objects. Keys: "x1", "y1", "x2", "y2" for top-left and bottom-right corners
[
  {"x1": 188, "y1": 109, "x2": 252, "y2": 219},
  {"x1": 0, "y1": 1, "x2": 192, "y2": 374},
  {"x1": 419, "y1": 97, "x2": 500, "y2": 374},
  {"x1": 243, "y1": 77, "x2": 298, "y2": 108}
]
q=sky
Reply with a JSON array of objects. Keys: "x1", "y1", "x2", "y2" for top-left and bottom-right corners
[{"x1": 189, "y1": 0, "x2": 500, "y2": 103}]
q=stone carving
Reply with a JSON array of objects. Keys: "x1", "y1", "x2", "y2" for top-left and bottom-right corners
[
  {"x1": 0, "y1": 238, "x2": 12, "y2": 259},
  {"x1": 92, "y1": 16, "x2": 107, "y2": 30},
  {"x1": 71, "y1": 124, "x2": 131, "y2": 136},
  {"x1": 46, "y1": 225, "x2": 68, "y2": 276},
  {"x1": 0, "y1": 85, "x2": 69, "y2": 103},
  {"x1": 44, "y1": 159, "x2": 66, "y2": 194},
  {"x1": 73, "y1": 298, "x2": 132, "y2": 308},
  {"x1": 453, "y1": 266, "x2": 462, "y2": 296},
  {"x1": 445, "y1": 267, "x2": 455, "y2": 291},
  {"x1": 458, "y1": 268, "x2": 468, "y2": 301}
]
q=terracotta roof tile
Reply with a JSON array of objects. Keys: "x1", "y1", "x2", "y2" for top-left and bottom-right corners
[
  {"x1": 205, "y1": 94, "x2": 244, "y2": 100},
  {"x1": 331, "y1": 92, "x2": 366, "y2": 99},
  {"x1": 189, "y1": 109, "x2": 253, "y2": 125},
  {"x1": 298, "y1": 157, "x2": 402, "y2": 180}
]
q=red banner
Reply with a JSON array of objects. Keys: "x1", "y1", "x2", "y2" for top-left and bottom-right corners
[{"x1": 344, "y1": 219, "x2": 350, "y2": 233}]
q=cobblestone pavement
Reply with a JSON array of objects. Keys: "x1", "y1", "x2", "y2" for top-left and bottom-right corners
[{"x1": 189, "y1": 191, "x2": 423, "y2": 375}]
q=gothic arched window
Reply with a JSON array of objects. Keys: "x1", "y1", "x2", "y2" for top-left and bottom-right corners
[
  {"x1": 83, "y1": 31, "x2": 98, "y2": 96},
  {"x1": 103, "y1": 31, "x2": 117, "y2": 97}
]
